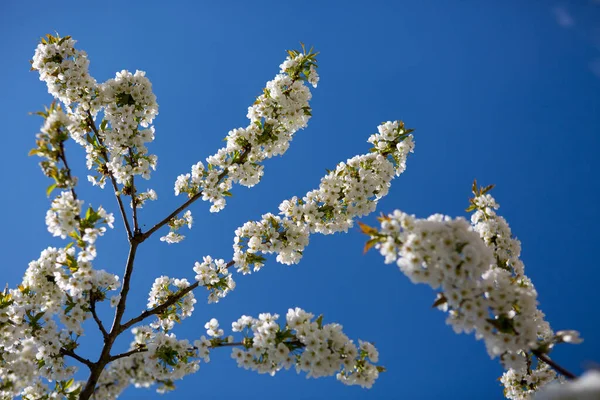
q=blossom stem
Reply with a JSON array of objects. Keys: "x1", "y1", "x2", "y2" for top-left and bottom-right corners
[{"x1": 533, "y1": 350, "x2": 577, "y2": 380}]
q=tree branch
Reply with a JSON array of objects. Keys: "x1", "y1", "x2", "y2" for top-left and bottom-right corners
[
  {"x1": 58, "y1": 141, "x2": 78, "y2": 201},
  {"x1": 110, "y1": 242, "x2": 139, "y2": 333},
  {"x1": 533, "y1": 350, "x2": 577, "y2": 380},
  {"x1": 89, "y1": 294, "x2": 108, "y2": 339},
  {"x1": 119, "y1": 260, "x2": 235, "y2": 333},
  {"x1": 109, "y1": 347, "x2": 146, "y2": 362},
  {"x1": 60, "y1": 348, "x2": 94, "y2": 369},
  {"x1": 85, "y1": 111, "x2": 133, "y2": 240},
  {"x1": 131, "y1": 174, "x2": 140, "y2": 234},
  {"x1": 139, "y1": 191, "x2": 203, "y2": 242},
  {"x1": 138, "y1": 148, "x2": 250, "y2": 243}
]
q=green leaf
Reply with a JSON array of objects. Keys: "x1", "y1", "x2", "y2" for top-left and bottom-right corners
[
  {"x1": 481, "y1": 184, "x2": 495, "y2": 195},
  {"x1": 63, "y1": 378, "x2": 74, "y2": 390},
  {"x1": 315, "y1": 314, "x2": 324, "y2": 329},
  {"x1": 46, "y1": 183, "x2": 57, "y2": 197}
]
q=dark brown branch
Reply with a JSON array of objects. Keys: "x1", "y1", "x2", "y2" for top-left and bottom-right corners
[
  {"x1": 109, "y1": 347, "x2": 146, "y2": 362},
  {"x1": 120, "y1": 260, "x2": 235, "y2": 333},
  {"x1": 60, "y1": 348, "x2": 94, "y2": 369},
  {"x1": 89, "y1": 294, "x2": 108, "y2": 339},
  {"x1": 139, "y1": 155, "x2": 243, "y2": 243},
  {"x1": 58, "y1": 141, "x2": 78, "y2": 201},
  {"x1": 110, "y1": 242, "x2": 139, "y2": 333},
  {"x1": 131, "y1": 175, "x2": 140, "y2": 234},
  {"x1": 119, "y1": 280, "x2": 199, "y2": 333},
  {"x1": 85, "y1": 111, "x2": 133, "y2": 240},
  {"x1": 139, "y1": 191, "x2": 203, "y2": 242},
  {"x1": 533, "y1": 350, "x2": 577, "y2": 380}
]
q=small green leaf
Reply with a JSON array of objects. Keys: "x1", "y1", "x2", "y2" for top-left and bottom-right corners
[
  {"x1": 63, "y1": 378, "x2": 74, "y2": 390},
  {"x1": 46, "y1": 183, "x2": 57, "y2": 197},
  {"x1": 315, "y1": 314, "x2": 324, "y2": 329}
]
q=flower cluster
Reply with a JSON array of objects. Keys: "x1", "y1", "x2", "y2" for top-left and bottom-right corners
[
  {"x1": 31, "y1": 34, "x2": 99, "y2": 110},
  {"x1": 92, "y1": 327, "x2": 201, "y2": 398},
  {"x1": 147, "y1": 277, "x2": 196, "y2": 332},
  {"x1": 89, "y1": 308, "x2": 378, "y2": 398},
  {"x1": 362, "y1": 183, "x2": 582, "y2": 399},
  {"x1": 193, "y1": 256, "x2": 235, "y2": 303},
  {"x1": 133, "y1": 188, "x2": 157, "y2": 208},
  {"x1": 229, "y1": 308, "x2": 382, "y2": 388},
  {"x1": 233, "y1": 121, "x2": 414, "y2": 274},
  {"x1": 100, "y1": 69, "x2": 159, "y2": 185},
  {"x1": 174, "y1": 47, "x2": 319, "y2": 212},
  {"x1": 159, "y1": 210, "x2": 193, "y2": 244},
  {"x1": 32, "y1": 33, "x2": 159, "y2": 199},
  {"x1": 45, "y1": 191, "x2": 83, "y2": 239},
  {"x1": 0, "y1": 243, "x2": 120, "y2": 398},
  {"x1": 30, "y1": 103, "x2": 78, "y2": 196},
  {"x1": 45, "y1": 190, "x2": 114, "y2": 263}
]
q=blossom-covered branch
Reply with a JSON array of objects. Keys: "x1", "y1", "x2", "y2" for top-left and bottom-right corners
[
  {"x1": 360, "y1": 182, "x2": 582, "y2": 399},
  {"x1": 90, "y1": 308, "x2": 382, "y2": 398},
  {"x1": 233, "y1": 120, "x2": 414, "y2": 274}
]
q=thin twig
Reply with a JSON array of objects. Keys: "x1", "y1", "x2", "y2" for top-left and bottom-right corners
[
  {"x1": 89, "y1": 295, "x2": 108, "y2": 339},
  {"x1": 109, "y1": 347, "x2": 146, "y2": 362},
  {"x1": 60, "y1": 348, "x2": 94, "y2": 369},
  {"x1": 58, "y1": 141, "x2": 78, "y2": 201},
  {"x1": 139, "y1": 191, "x2": 203, "y2": 242},
  {"x1": 533, "y1": 350, "x2": 577, "y2": 380},
  {"x1": 120, "y1": 260, "x2": 235, "y2": 333},
  {"x1": 139, "y1": 148, "x2": 249, "y2": 243},
  {"x1": 131, "y1": 175, "x2": 140, "y2": 234},
  {"x1": 119, "y1": 280, "x2": 199, "y2": 333},
  {"x1": 110, "y1": 242, "x2": 139, "y2": 333},
  {"x1": 85, "y1": 111, "x2": 133, "y2": 240}
]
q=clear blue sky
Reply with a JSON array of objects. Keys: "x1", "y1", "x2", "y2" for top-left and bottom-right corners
[{"x1": 1, "y1": 1, "x2": 599, "y2": 399}]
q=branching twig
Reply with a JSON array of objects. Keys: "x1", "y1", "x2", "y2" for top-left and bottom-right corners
[
  {"x1": 119, "y1": 260, "x2": 235, "y2": 333},
  {"x1": 138, "y1": 148, "x2": 250, "y2": 243}
]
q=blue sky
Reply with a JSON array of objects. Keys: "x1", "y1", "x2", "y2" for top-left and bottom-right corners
[{"x1": 1, "y1": 1, "x2": 600, "y2": 399}]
